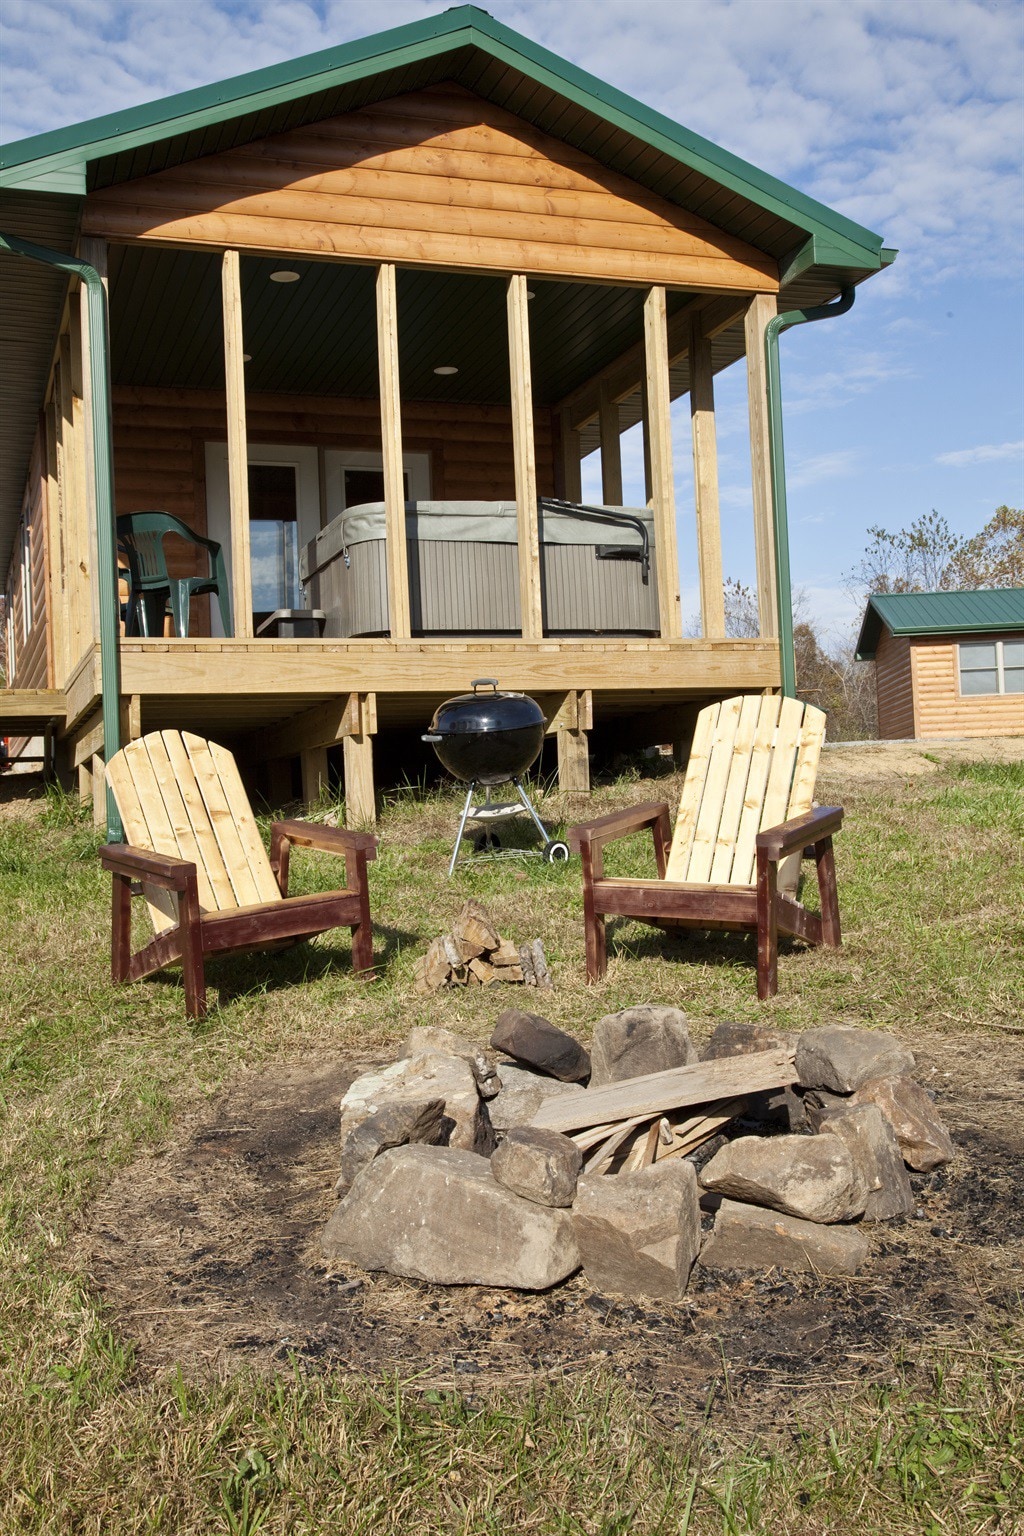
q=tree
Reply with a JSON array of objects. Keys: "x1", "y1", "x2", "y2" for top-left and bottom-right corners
[
  {"x1": 945, "y1": 505, "x2": 1024, "y2": 589},
  {"x1": 846, "y1": 506, "x2": 1024, "y2": 598}
]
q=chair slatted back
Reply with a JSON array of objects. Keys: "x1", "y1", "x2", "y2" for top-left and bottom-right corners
[
  {"x1": 106, "y1": 731, "x2": 281, "y2": 933},
  {"x1": 666, "y1": 695, "x2": 826, "y2": 891}
]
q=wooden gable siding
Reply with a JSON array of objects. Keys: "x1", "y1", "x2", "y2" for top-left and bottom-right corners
[
  {"x1": 112, "y1": 384, "x2": 557, "y2": 636},
  {"x1": 874, "y1": 627, "x2": 916, "y2": 738},
  {"x1": 910, "y1": 634, "x2": 1024, "y2": 737},
  {"x1": 5, "y1": 424, "x2": 50, "y2": 690},
  {"x1": 82, "y1": 85, "x2": 779, "y2": 292}
]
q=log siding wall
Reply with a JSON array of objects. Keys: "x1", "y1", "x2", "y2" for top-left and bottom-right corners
[
  {"x1": 875, "y1": 624, "x2": 1024, "y2": 738},
  {"x1": 83, "y1": 85, "x2": 779, "y2": 293},
  {"x1": 112, "y1": 384, "x2": 557, "y2": 636},
  {"x1": 4, "y1": 424, "x2": 50, "y2": 691}
]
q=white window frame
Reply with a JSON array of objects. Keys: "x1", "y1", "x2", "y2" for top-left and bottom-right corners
[
  {"x1": 957, "y1": 637, "x2": 1024, "y2": 697},
  {"x1": 323, "y1": 449, "x2": 431, "y2": 520},
  {"x1": 20, "y1": 521, "x2": 32, "y2": 640}
]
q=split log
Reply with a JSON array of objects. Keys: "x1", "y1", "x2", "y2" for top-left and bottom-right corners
[{"x1": 529, "y1": 1048, "x2": 797, "y2": 1134}]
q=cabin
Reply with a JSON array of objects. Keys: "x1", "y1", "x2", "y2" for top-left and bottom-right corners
[
  {"x1": 0, "y1": 7, "x2": 895, "y2": 825},
  {"x1": 856, "y1": 590, "x2": 1024, "y2": 739}
]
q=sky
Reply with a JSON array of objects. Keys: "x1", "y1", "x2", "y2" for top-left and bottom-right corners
[{"x1": 2, "y1": 0, "x2": 1022, "y2": 640}]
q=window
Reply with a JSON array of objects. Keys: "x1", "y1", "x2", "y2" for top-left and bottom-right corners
[
  {"x1": 20, "y1": 522, "x2": 32, "y2": 639},
  {"x1": 958, "y1": 639, "x2": 1024, "y2": 696}
]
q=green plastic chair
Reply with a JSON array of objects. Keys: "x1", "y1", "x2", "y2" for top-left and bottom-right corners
[{"x1": 117, "y1": 512, "x2": 232, "y2": 637}]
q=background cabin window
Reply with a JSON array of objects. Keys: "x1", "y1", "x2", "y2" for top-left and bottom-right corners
[
  {"x1": 248, "y1": 463, "x2": 299, "y2": 619},
  {"x1": 958, "y1": 639, "x2": 1024, "y2": 695},
  {"x1": 323, "y1": 450, "x2": 431, "y2": 515}
]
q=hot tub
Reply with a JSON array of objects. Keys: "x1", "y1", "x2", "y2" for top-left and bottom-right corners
[{"x1": 299, "y1": 498, "x2": 659, "y2": 638}]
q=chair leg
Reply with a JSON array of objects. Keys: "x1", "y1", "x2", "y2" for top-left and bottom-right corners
[
  {"x1": 111, "y1": 873, "x2": 132, "y2": 984},
  {"x1": 580, "y1": 846, "x2": 607, "y2": 981},
  {"x1": 756, "y1": 848, "x2": 779, "y2": 999},
  {"x1": 814, "y1": 837, "x2": 842, "y2": 948},
  {"x1": 178, "y1": 877, "x2": 208, "y2": 1021},
  {"x1": 349, "y1": 850, "x2": 376, "y2": 979},
  {"x1": 170, "y1": 581, "x2": 190, "y2": 638}
]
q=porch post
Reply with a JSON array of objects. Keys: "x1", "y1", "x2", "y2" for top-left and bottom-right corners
[
  {"x1": 688, "y1": 314, "x2": 726, "y2": 638},
  {"x1": 376, "y1": 262, "x2": 411, "y2": 640},
  {"x1": 598, "y1": 382, "x2": 623, "y2": 505},
  {"x1": 643, "y1": 286, "x2": 682, "y2": 639},
  {"x1": 221, "y1": 249, "x2": 252, "y2": 638},
  {"x1": 507, "y1": 273, "x2": 543, "y2": 641},
  {"x1": 559, "y1": 406, "x2": 582, "y2": 502},
  {"x1": 744, "y1": 293, "x2": 779, "y2": 637}
]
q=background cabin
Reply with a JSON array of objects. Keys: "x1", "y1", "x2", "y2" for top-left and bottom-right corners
[
  {"x1": 856, "y1": 590, "x2": 1024, "y2": 739},
  {"x1": 0, "y1": 8, "x2": 894, "y2": 824}
]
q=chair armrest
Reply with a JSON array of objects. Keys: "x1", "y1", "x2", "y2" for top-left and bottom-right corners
[
  {"x1": 756, "y1": 806, "x2": 844, "y2": 861},
  {"x1": 99, "y1": 842, "x2": 195, "y2": 890},
  {"x1": 568, "y1": 802, "x2": 671, "y2": 852},
  {"x1": 270, "y1": 819, "x2": 378, "y2": 859}
]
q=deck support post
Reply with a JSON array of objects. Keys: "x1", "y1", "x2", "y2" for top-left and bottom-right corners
[
  {"x1": 744, "y1": 293, "x2": 780, "y2": 638},
  {"x1": 598, "y1": 383, "x2": 623, "y2": 505},
  {"x1": 558, "y1": 406, "x2": 582, "y2": 501},
  {"x1": 221, "y1": 249, "x2": 252, "y2": 638},
  {"x1": 507, "y1": 274, "x2": 543, "y2": 641},
  {"x1": 550, "y1": 689, "x2": 592, "y2": 797},
  {"x1": 689, "y1": 314, "x2": 727, "y2": 639},
  {"x1": 643, "y1": 286, "x2": 682, "y2": 639},
  {"x1": 376, "y1": 262, "x2": 411, "y2": 640},
  {"x1": 301, "y1": 747, "x2": 330, "y2": 808},
  {"x1": 91, "y1": 753, "x2": 106, "y2": 829},
  {"x1": 343, "y1": 731, "x2": 375, "y2": 828}
]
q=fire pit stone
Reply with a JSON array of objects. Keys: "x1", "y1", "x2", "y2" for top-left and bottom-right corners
[
  {"x1": 699, "y1": 1131, "x2": 869, "y2": 1224},
  {"x1": 589, "y1": 1005, "x2": 696, "y2": 1086}
]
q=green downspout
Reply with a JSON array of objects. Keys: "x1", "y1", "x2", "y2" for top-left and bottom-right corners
[
  {"x1": 0, "y1": 231, "x2": 122, "y2": 837},
  {"x1": 765, "y1": 285, "x2": 855, "y2": 697}
]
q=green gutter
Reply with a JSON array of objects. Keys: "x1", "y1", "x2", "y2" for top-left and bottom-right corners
[
  {"x1": 0, "y1": 232, "x2": 122, "y2": 838},
  {"x1": 765, "y1": 285, "x2": 856, "y2": 698}
]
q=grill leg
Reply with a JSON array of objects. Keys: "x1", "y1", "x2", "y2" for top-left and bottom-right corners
[
  {"x1": 449, "y1": 781, "x2": 478, "y2": 878},
  {"x1": 513, "y1": 778, "x2": 552, "y2": 846}
]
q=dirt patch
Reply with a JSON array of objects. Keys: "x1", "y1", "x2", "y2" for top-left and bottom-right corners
[
  {"x1": 77, "y1": 1032, "x2": 1024, "y2": 1412},
  {"x1": 821, "y1": 735, "x2": 1023, "y2": 781}
]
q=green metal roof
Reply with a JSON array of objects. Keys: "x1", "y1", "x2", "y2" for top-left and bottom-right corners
[
  {"x1": 856, "y1": 589, "x2": 1024, "y2": 659},
  {"x1": 0, "y1": 5, "x2": 895, "y2": 568},
  {"x1": 0, "y1": 6, "x2": 885, "y2": 265}
]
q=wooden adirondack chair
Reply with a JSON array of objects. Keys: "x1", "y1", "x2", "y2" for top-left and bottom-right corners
[
  {"x1": 99, "y1": 730, "x2": 377, "y2": 1019},
  {"x1": 569, "y1": 695, "x2": 843, "y2": 999}
]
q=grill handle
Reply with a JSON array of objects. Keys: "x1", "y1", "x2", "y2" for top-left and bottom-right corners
[{"x1": 471, "y1": 678, "x2": 499, "y2": 692}]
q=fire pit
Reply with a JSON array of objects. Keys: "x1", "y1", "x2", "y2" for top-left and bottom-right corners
[{"x1": 423, "y1": 678, "x2": 570, "y2": 874}]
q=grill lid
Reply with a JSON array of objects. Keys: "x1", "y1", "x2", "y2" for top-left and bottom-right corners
[{"x1": 427, "y1": 678, "x2": 545, "y2": 738}]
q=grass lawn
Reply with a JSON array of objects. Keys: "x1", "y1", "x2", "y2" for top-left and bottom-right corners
[{"x1": 1, "y1": 745, "x2": 1022, "y2": 1534}]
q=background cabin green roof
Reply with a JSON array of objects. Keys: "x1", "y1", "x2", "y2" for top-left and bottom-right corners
[
  {"x1": 0, "y1": 5, "x2": 894, "y2": 569},
  {"x1": 856, "y1": 589, "x2": 1024, "y2": 659}
]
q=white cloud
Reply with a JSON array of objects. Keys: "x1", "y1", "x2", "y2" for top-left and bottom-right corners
[
  {"x1": 935, "y1": 440, "x2": 1024, "y2": 467},
  {"x1": 788, "y1": 448, "x2": 860, "y2": 491}
]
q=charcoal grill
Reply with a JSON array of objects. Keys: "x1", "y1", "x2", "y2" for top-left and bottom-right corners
[{"x1": 422, "y1": 679, "x2": 570, "y2": 875}]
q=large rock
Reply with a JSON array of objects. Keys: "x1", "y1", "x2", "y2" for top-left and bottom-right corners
[
  {"x1": 335, "y1": 1097, "x2": 446, "y2": 1196},
  {"x1": 321, "y1": 1145, "x2": 580, "y2": 1289},
  {"x1": 699, "y1": 1199, "x2": 870, "y2": 1277},
  {"x1": 702, "y1": 1021, "x2": 790, "y2": 1060},
  {"x1": 402, "y1": 1025, "x2": 501, "y2": 1099},
  {"x1": 699, "y1": 1132, "x2": 868, "y2": 1223},
  {"x1": 851, "y1": 1075, "x2": 955, "y2": 1172},
  {"x1": 796, "y1": 1025, "x2": 915, "y2": 1094},
  {"x1": 491, "y1": 1126, "x2": 582, "y2": 1207},
  {"x1": 572, "y1": 1162, "x2": 701, "y2": 1300},
  {"x1": 488, "y1": 1064, "x2": 585, "y2": 1132},
  {"x1": 816, "y1": 1103, "x2": 914, "y2": 1221},
  {"x1": 589, "y1": 1005, "x2": 696, "y2": 1086},
  {"x1": 339, "y1": 1054, "x2": 492, "y2": 1158},
  {"x1": 491, "y1": 1010, "x2": 591, "y2": 1084}
]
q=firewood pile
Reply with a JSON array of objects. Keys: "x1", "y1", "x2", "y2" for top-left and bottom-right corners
[{"x1": 413, "y1": 900, "x2": 552, "y2": 993}]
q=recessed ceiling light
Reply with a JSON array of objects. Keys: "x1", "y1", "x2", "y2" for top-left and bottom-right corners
[
  {"x1": 433, "y1": 365, "x2": 459, "y2": 376},
  {"x1": 526, "y1": 289, "x2": 536, "y2": 299},
  {"x1": 269, "y1": 269, "x2": 300, "y2": 283},
  {"x1": 242, "y1": 353, "x2": 252, "y2": 362}
]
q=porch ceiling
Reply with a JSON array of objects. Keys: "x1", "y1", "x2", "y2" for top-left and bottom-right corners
[{"x1": 109, "y1": 245, "x2": 694, "y2": 407}]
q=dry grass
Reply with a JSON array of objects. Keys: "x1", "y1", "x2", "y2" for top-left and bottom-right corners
[{"x1": 1, "y1": 752, "x2": 1023, "y2": 1533}]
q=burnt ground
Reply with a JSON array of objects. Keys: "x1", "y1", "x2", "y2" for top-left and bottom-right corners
[{"x1": 76, "y1": 1031, "x2": 1024, "y2": 1418}]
